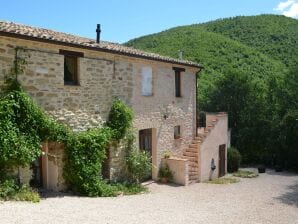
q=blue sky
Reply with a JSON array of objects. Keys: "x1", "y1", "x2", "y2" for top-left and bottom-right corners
[{"x1": 0, "y1": 0, "x2": 297, "y2": 43}]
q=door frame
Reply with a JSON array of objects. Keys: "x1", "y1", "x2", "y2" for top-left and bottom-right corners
[
  {"x1": 218, "y1": 144, "x2": 226, "y2": 177},
  {"x1": 138, "y1": 128, "x2": 157, "y2": 180}
]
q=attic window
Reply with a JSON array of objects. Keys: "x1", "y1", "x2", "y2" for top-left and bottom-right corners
[
  {"x1": 173, "y1": 67, "x2": 185, "y2": 97},
  {"x1": 59, "y1": 50, "x2": 84, "y2": 85}
]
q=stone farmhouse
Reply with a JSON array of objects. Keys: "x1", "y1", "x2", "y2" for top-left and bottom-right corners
[{"x1": 0, "y1": 21, "x2": 229, "y2": 190}]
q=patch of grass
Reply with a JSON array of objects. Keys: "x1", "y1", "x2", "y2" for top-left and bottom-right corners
[
  {"x1": 233, "y1": 170, "x2": 258, "y2": 178},
  {"x1": 0, "y1": 179, "x2": 40, "y2": 203},
  {"x1": 12, "y1": 185, "x2": 40, "y2": 203},
  {"x1": 207, "y1": 177, "x2": 240, "y2": 184},
  {"x1": 112, "y1": 183, "x2": 148, "y2": 195}
]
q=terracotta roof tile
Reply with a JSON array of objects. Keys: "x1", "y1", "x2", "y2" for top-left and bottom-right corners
[{"x1": 0, "y1": 21, "x2": 201, "y2": 68}]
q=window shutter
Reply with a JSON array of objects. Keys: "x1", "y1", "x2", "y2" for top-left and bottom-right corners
[{"x1": 141, "y1": 67, "x2": 152, "y2": 96}]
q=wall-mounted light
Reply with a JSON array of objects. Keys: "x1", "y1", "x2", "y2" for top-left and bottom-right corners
[{"x1": 159, "y1": 104, "x2": 173, "y2": 120}]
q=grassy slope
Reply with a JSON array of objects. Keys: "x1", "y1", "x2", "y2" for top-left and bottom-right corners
[{"x1": 201, "y1": 15, "x2": 298, "y2": 68}]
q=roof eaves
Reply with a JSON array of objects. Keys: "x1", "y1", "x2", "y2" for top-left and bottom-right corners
[{"x1": 0, "y1": 30, "x2": 202, "y2": 69}]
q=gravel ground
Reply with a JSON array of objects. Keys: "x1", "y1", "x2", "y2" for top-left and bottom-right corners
[{"x1": 1, "y1": 169, "x2": 298, "y2": 224}]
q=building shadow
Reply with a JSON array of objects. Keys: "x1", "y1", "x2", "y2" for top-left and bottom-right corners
[
  {"x1": 39, "y1": 189, "x2": 75, "y2": 199},
  {"x1": 275, "y1": 181, "x2": 298, "y2": 207},
  {"x1": 265, "y1": 169, "x2": 298, "y2": 177}
]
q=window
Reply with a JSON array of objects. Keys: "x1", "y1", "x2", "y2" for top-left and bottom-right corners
[
  {"x1": 173, "y1": 67, "x2": 185, "y2": 97},
  {"x1": 141, "y1": 66, "x2": 152, "y2": 96},
  {"x1": 174, "y1": 125, "x2": 181, "y2": 139},
  {"x1": 59, "y1": 50, "x2": 83, "y2": 85}
]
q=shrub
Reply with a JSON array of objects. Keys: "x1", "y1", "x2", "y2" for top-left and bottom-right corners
[
  {"x1": 0, "y1": 177, "x2": 40, "y2": 202},
  {"x1": 126, "y1": 149, "x2": 151, "y2": 184},
  {"x1": 227, "y1": 147, "x2": 241, "y2": 172},
  {"x1": 107, "y1": 99, "x2": 133, "y2": 140},
  {"x1": 63, "y1": 127, "x2": 112, "y2": 196},
  {"x1": 158, "y1": 165, "x2": 173, "y2": 182}
]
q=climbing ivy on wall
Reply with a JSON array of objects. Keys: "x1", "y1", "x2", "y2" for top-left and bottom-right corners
[{"x1": 0, "y1": 47, "x2": 148, "y2": 197}]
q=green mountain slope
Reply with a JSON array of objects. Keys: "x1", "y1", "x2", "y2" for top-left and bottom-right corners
[{"x1": 201, "y1": 15, "x2": 298, "y2": 68}]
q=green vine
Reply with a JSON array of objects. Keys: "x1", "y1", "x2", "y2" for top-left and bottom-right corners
[{"x1": 0, "y1": 47, "x2": 149, "y2": 197}]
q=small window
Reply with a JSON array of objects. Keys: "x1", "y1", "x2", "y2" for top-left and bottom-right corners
[
  {"x1": 59, "y1": 50, "x2": 83, "y2": 85},
  {"x1": 173, "y1": 67, "x2": 185, "y2": 97},
  {"x1": 141, "y1": 66, "x2": 152, "y2": 96},
  {"x1": 174, "y1": 125, "x2": 181, "y2": 139}
]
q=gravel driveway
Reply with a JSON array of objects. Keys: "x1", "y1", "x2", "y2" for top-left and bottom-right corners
[{"x1": 1, "y1": 169, "x2": 298, "y2": 224}]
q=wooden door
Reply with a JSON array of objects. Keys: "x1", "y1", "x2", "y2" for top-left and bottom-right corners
[
  {"x1": 30, "y1": 157, "x2": 43, "y2": 188},
  {"x1": 139, "y1": 129, "x2": 152, "y2": 179},
  {"x1": 139, "y1": 129, "x2": 152, "y2": 158},
  {"x1": 102, "y1": 147, "x2": 110, "y2": 180},
  {"x1": 219, "y1": 144, "x2": 226, "y2": 177}
]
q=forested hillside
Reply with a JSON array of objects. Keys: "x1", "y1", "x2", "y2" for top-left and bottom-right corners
[{"x1": 125, "y1": 14, "x2": 298, "y2": 169}]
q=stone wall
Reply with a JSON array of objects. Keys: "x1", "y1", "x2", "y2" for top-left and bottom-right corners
[
  {"x1": 199, "y1": 114, "x2": 229, "y2": 182},
  {"x1": 0, "y1": 36, "x2": 199, "y2": 182},
  {"x1": 132, "y1": 63, "x2": 197, "y2": 179}
]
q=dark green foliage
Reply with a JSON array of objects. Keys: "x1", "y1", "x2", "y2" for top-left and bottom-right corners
[
  {"x1": 0, "y1": 91, "x2": 54, "y2": 168},
  {"x1": 202, "y1": 15, "x2": 298, "y2": 68},
  {"x1": 63, "y1": 127, "x2": 113, "y2": 196},
  {"x1": 277, "y1": 110, "x2": 298, "y2": 170},
  {"x1": 158, "y1": 164, "x2": 173, "y2": 182},
  {"x1": 125, "y1": 14, "x2": 298, "y2": 169},
  {"x1": 227, "y1": 147, "x2": 241, "y2": 173},
  {"x1": 126, "y1": 148, "x2": 152, "y2": 184},
  {"x1": 107, "y1": 98, "x2": 133, "y2": 140},
  {"x1": 0, "y1": 175, "x2": 40, "y2": 202}
]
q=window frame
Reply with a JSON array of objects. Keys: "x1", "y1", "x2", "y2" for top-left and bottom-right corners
[
  {"x1": 141, "y1": 66, "x2": 153, "y2": 96},
  {"x1": 59, "y1": 49, "x2": 84, "y2": 86},
  {"x1": 173, "y1": 67, "x2": 185, "y2": 97},
  {"x1": 174, "y1": 125, "x2": 181, "y2": 139}
]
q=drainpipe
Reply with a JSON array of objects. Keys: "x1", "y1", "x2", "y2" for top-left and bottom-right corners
[{"x1": 195, "y1": 68, "x2": 202, "y2": 137}]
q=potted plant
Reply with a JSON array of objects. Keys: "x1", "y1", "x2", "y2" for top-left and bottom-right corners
[
  {"x1": 258, "y1": 165, "x2": 266, "y2": 173},
  {"x1": 274, "y1": 165, "x2": 283, "y2": 172},
  {"x1": 158, "y1": 165, "x2": 173, "y2": 183},
  {"x1": 162, "y1": 150, "x2": 172, "y2": 159}
]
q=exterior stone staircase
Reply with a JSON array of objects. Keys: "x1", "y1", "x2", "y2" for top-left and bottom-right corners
[{"x1": 182, "y1": 112, "x2": 226, "y2": 183}]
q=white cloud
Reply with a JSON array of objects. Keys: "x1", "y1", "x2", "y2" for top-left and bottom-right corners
[
  {"x1": 275, "y1": 0, "x2": 295, "y2": 11},
  {"x1": 283, "y1": 2, "x2": 298, "y2": 17},
  {"x1": 274, "y1": 0, "x2": 298, "y2": 18}
]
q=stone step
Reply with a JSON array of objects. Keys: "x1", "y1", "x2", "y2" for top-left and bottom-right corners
[
  {"x1": 197, "y1": 133, "x2": 206, "y2": 138},
  {"x1": 188, "y1": 161, "x2": 198, "y2": 167},
  {"x1": 194, "y1": 136, "x2": 204, "y2": 140},
  {"x1": 188, "y1": 166, "x2": 198, "y2": 172},
  {"x1": 185, "y1": 148, "x2": 198, "y2": 153},
  {"x1": 184, "y1": 156, "x2": 198, "y2": 162},
  {"x1": 188, "y1": 179, "x2": 199, "y2": 184},
  {"x1": 191, "y1": 140, "x2": 202, "y2": 144},
  {"x1": 189, "y1": 144, "x2": 199, "y2": 149},
  {"x1": 189, "y1": 170, "x2": 199, "y2": 175},
  {"x1": 183, "y1": 152, "x2": 198, "y2": 157},
  {"x1": 189, "y1": 175, "x2": 199, "y2": 180}
]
